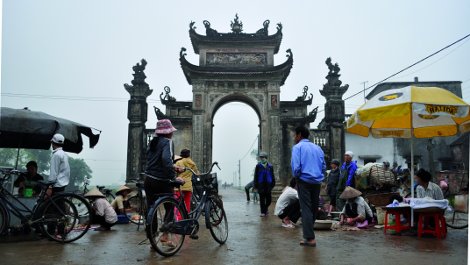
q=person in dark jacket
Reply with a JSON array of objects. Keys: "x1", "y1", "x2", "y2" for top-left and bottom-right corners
[
  {"x1": 326, "y1": 159, "x2": 340, "y2": 216},
  {"x1": 144, "y1": 119, "x2": 185, "y2": 208},
  {"x1": 336, "y1": 151, "x2": 358, "y2": 212},
  {"x1": 253, "y1": 151, "x2": 276, "y2": 217}
]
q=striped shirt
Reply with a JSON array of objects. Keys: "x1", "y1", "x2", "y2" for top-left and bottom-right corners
[{"x1": 416, "y1": 182, "x2": 444, "y2": 200}]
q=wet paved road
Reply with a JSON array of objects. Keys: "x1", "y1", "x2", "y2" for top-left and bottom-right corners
[{"x1": 1, "y1": 188, "x2": 468, "y2": 265}]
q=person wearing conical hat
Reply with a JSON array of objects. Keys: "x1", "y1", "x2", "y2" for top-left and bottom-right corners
[
  {"x1": 85, "y1": 188, "x2": 118, "y2": 231},
  {"x1": 111, "y1": 185, "x2": 132, "y2": 215},
  {"x1": 339, "y1": 187, "x2": 373, "y2": 227}
]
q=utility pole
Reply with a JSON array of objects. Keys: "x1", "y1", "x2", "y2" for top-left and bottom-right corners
[
  {"x1": 238, "y1": 160, "x2": 241, "y2": 188},
  {"x1": 361, "y1": 81, "x2": 368, "y2": 103}
]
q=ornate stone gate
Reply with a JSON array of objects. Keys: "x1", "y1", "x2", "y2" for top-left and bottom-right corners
[{"x1": 124, "y1": 15, "x2": 346, "y2": 185}]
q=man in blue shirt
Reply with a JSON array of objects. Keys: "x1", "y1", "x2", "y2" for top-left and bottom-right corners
[{"x1": 291, "y1": 126, "x2": 325, "y2": 247}]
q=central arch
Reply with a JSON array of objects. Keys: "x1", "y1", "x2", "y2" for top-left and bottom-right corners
[
  {"x1": 193, "y1": 89, "x2": 279, "y2": 178},
  {"x1": 212, "y1": 100, "x2": 260, "y2": 187}
]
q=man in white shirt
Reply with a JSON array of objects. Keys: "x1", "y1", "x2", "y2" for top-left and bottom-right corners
[
  {"x1": 46, "y1": 133, "x2": 71, "y2": 238},
  {"x1": 47, "y1": 133, "x2": 70, "y2": 197},
  {"x1": 275, "y1": 178, "x2": 300, "y2": 228}
]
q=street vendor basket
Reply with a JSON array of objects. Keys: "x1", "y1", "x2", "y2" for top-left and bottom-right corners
[{"x1": 365, "y1": 192, "x2": 400, "y2": 207}]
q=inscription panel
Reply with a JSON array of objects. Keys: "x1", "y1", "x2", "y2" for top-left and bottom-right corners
[{"x1": 206, "y1": 53, "x2": 267, "y2": 66}]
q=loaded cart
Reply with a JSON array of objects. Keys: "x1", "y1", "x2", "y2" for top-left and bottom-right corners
[{"x1": 355, "y1": 163, "x2": 400, "y2": 209}]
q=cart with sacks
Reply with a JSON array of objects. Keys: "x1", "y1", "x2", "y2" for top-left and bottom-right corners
[{"x1": 355, "y1": 163, "x2": 400, "y2": 207}]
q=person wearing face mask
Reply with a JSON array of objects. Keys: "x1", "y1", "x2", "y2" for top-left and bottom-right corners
[{"x1": 253, "y1": 151, "x2": 276, "y2": 217}]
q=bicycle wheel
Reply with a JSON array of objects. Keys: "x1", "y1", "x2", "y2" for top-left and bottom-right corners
[
  {"x1": 445, "y1": 209, "x2": 468, "y2": 229},
  {"x1": 41, "y1": 194, "x2": 91, "y2": 243},
  {"x1": 147, "y1": 197, "x2": 187, "y2": 257},
  {"x1": 0, "y1": 201, "x2": 9, "y2": 235},
  {"x1": 205, "y1": 196, "x2": 228, "y2": 244},
  {"x1": 125, "y1": 195, "x2": 145, "y2": 225}
]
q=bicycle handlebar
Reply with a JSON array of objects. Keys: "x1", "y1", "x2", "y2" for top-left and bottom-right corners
[{"x1": 184, "y1": 161, "x2": 220, "y2": 176}]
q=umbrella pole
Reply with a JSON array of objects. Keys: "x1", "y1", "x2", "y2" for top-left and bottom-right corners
[
  {"x1": 14, "y1": 147, "x2": 20, "y2": 170},
  {"x1": 410, "y1": 137, "x2": 415, "y2": 227}
]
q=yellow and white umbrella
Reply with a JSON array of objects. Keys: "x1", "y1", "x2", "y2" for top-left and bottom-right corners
[
  {"x1": 348, "y1": 86, "x2": 470, "y2": 139},
  {"x1": 347, "y1": 85, "x2": 470, "y2": 197}
]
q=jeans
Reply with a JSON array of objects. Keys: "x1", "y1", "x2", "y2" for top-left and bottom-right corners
[
  {"x1": 297, "y1": 180, "x2": 321, "y2": 240},
  {"x1": 245, "y1": 181, "x2": 254, "y2": 201},
  {"x1": 258, "y1": 191, "x2": 272, "y2": 215}
]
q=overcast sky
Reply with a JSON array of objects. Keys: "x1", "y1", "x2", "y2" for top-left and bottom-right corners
[{"x1": 1, "y1": 0, "x2": 469, "y2": 186}]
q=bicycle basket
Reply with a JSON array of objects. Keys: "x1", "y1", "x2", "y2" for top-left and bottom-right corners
[{"x1": 193, "y1": 173, "x2": 218, "y2": 194}]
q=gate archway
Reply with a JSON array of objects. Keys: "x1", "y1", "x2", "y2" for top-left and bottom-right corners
[{"x1": 128, "y1": 15, "x2": 323, "y2": 185}]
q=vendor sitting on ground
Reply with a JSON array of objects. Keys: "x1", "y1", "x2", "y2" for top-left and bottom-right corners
[
  {"x1": 85, "y1": 188, "x2": 118, "y2": 231},
  {"x1": 111, "y1": 185, "x2": 132, "y2": 215},
  {"x1": 415, "y1": 168, "x2": 444, "y2": 200},
  {"x1": 339, "y1": 187, "x2": 373, "y2": 227},
  {"x1": 275, "y1": 178, "x2": 300, "y2": 228}
]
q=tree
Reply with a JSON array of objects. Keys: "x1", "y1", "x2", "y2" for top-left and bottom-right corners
[
  {"x1": 25, "y1": 149, "x2": 51, "y2": 173},
  {"x1": 0, "y1": 148, "x2": 51, "y2": 172},
  {"x1": 68, "y1": 157, "x2": 93, "y2": 191}
]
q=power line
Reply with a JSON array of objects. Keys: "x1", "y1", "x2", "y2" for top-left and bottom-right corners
[
  {"x1": 1, "y1": 92, "x2": 162, "y2": 103},
  {"x1": 391, "y1": 37, "x2": 470, "y2": 80},
  {"x1": 343, "y1": 33, "x2": 470, "y2": 102},
  {"x1": 239, "y1": 135, "x2": 259, "y2": 161}
]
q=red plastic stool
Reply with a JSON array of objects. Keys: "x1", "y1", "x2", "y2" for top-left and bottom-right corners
[
  {"x1": 416, "y1": 208, "x2": 447, "y2": 239},
  {"x1": 383, "y1": 207, "x2": 411, "y2": 234}
]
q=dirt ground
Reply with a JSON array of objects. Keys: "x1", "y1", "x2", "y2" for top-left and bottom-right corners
[{"x1": 0, "y1": 188, "x2": 468, "y2": 265}]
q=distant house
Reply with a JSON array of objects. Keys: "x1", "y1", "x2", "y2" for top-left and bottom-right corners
[{"x1": 345, "y1": 77, "x2": 465, "y2": 174}]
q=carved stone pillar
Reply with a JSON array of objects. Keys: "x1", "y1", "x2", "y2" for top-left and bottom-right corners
[
  {"x1": 124, "y1": 59, "x2": 152, "y2": 182},
  {"x1": 319, "y1": 57, "x2": 349, "y2": 163}
]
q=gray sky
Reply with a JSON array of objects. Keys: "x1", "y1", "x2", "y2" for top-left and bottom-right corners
[{"x1": 1, "y1": 0, "x2": 469, "y2": 186}]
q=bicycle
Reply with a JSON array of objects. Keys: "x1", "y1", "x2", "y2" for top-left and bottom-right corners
[
  {"x1": 145, "y1": 162, "x2": 228, "y2": 257},
  {"x1": 124, "y1": 180, "x2": 147, "y2": 230},
  {"x1": 82, "y1": 180, "x2": 115, "y2": 203},
  {"x1": 441, "y1": 163, "x2": 468, "y2": 229},
  {"x1": 0, "y1": 168, "x2": 92, "y2": 243}
]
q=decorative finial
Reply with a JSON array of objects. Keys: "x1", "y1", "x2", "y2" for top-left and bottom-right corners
[
  {"x1": 160, "y1": 86, "x2": 176, "y2": 105},
  {"x1": 124, "y1": 59, "x2": 149, "y2": 90},
  {"x1": 296, "y1": 85, "x2": 313, "y2": 103},
  {"x1": 180, "y1": 47, "x2": 187, "y2": 58},
  {"x1": 230, "y1": 14, "x2": 243, "y2": 34}
]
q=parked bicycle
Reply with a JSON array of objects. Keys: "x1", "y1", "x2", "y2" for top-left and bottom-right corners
[
  {"x1": 145, "y1": 162, "x2": 228, "y2": 257},
  {"x1": 82, "y1": 180, "x2": 115, "y2": 203},
  {"x1": 124, "y1": 180, "x2": 147, "y2": 230},
  {"x1": 441, "y1": 163, "x2": 468, "y2": 229},
  {"x1": 0, "y1": 168, "x2": 92, "y2": 243}
]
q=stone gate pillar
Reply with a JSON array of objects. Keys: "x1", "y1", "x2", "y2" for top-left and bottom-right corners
[
  {"x1": 124, "y1": 59, "x2": 153, "y2": 182},
  {"x1": 319, "y1": 57, "x2": 349, "y2": 163}
]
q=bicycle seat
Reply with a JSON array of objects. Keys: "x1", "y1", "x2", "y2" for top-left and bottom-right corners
[
  {"x1": 96, "y1": 185, "x2": 105, "y2": 190},
  {"x1": 169, "y1": 179, "x2": 184, "y2": 188}
]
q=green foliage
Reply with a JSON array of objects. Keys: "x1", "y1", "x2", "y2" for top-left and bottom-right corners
[
  {"x1": 0, "y1": 148, "x2": 93, "y2": 191},
  {"x1": 68, "y1": 157, "x2": 93, "y2": 190},
  {"x1": 0, "y1": 148, "x2": 50, "y2": 172},
  {"x1": 250, "y1": 148, "x2": 259, "y2": 159}
]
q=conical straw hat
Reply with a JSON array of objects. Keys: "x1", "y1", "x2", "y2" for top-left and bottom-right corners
[
  {"x1": 339, "y1": 186, "x2": 362, "y2": 199},
  {"x1": 84, "y1": 188, "x2": 105, "y2": 198},
  {"x1": 115, "y1": 185, "x2": 131, "y2": 195}
]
